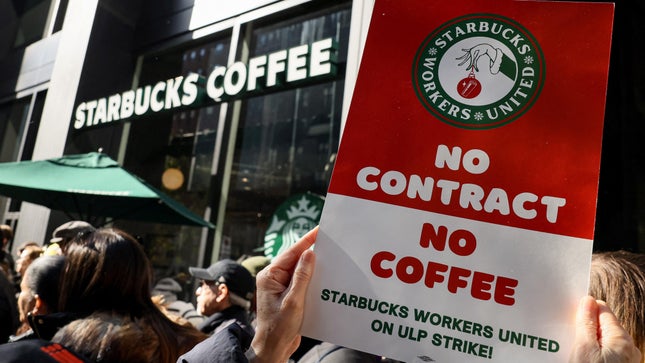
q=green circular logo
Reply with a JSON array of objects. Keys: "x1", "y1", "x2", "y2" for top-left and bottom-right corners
[
  {"x1": 413, "y1": 14, "x2": 545, "y2": 129},
  {"x1": 263, "y1": 193, "x2": 324, "y2": 259}
]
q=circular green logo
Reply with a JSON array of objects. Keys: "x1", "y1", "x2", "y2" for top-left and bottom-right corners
[
  {"x1": 413, "y1": 14, "x2": 545, "y2": 129},
  {"x1": 263, "y1": 193, "x2": 324, "y2": 259}
]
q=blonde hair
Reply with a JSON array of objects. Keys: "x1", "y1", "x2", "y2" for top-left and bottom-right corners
[{"x1": 590, "y1": 250, "x2": 645, "y2": 357}]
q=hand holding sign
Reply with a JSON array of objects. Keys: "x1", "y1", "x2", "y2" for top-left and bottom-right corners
[
  {"x1": 250, "y1": 227, "x2": 317, "y2": 363},
  {"x1": 246, "y1": 227, "x2": 641, "y2": 363},
  {"x1": 569, "y1": 296, "x2": 641, "y2": 363}
]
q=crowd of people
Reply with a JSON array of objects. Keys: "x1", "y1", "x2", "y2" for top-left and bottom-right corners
[{"x1": 0, "y1": 222, "x2": 643, "y2": 362}]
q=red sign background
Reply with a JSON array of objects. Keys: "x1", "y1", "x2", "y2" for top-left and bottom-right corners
[{"x1": 329, "y1": 0, "x2": 614, "y2": 239}]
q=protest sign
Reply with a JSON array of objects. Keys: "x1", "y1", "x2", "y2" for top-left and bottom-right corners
[{"x1": 301, "y1": 0, "x2": 614, "y2": 362}]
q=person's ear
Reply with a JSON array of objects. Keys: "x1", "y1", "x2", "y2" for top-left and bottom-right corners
[
  {"x1": 32, "y1": 294, "x2": 49, "y2": 316},
  {"x1": 216, "y1": 283, "x2": 229, "y2": 302}
]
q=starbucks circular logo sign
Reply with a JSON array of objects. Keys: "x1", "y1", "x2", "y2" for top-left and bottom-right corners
[
  {"x1": 263, "y1": 193, "x2": 324, "y2": 259},
  {"x1": 412, "y1": 14, "x2": 545, "y2": 129}
]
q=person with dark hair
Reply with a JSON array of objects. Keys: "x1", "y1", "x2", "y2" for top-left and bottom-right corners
[
  {"x1": 0, "y1": 224, "x2": 16, "y2": 282},
  {"x1": 58, "y1": 228, "x2": 206, "y2": 362},
  {"x1": 52, "y1": 311, "x2": 161, "y2": 363},
  {"x1": 0, "y1": 268, "x2": 19, "y2": 343},
  {"x1": 12, "y1": 255, "x2": 65, "y2": 341},
  {"x1": 1, "y1": 255, "x2": 81, "y2": 362}
]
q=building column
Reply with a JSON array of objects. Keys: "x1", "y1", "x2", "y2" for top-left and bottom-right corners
[{"x1": 14, "y1": 0, "x2": 99, "y2": 247}]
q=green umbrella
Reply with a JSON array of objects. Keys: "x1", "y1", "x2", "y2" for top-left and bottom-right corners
[{"x1": 0, "y1": 152, "x2": 214, "y2": 228}]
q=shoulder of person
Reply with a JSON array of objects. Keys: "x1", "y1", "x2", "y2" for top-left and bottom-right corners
[
  {"x1": 178, "y1": 322, "x2": 252, "y2": 363},
  {"x1": 0, "y1": 339, "x2": 93, "y2": 362}
]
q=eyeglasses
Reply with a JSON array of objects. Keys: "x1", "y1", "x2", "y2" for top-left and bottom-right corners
[
  {"x1": 200, "y1": 280, "x2": 215, "y2": 287},
  {"x1": 198, "y1": 277, "x2": 226, "y2": 288}
]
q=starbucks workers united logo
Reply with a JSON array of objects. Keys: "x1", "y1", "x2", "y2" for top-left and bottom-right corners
[{"x1": 413, "y1": 14, "x2": 545, "y2": 129}]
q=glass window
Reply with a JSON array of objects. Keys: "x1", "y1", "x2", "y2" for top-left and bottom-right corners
[
  {"x1": 0, "y1": 97, "x2": 30, "y2": 163},
  {"x1": 220, "y1": 6, "x2": 351, "y2": 258},
  {"x1": 11, "y1": 0, "x2": 52, "y2": 48},
  {"x1": 0, "y1": 97, "x2": 28, "y2": 215},
  {"x1": 20, "y1": 90, "x2": 46, "y2": 162},
  {"x1": 120, "y1": 36, "x2": 231, "y2": 279},
  {"x1": 0, "y1": 92, "x2": 45, "y2": 215}
]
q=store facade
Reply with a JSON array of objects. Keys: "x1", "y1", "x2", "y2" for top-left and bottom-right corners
[
  {"x1": 2, "y1": 0, "x2": 645, "y2": 281},
  {"x1": 0, "y1": 0, "x2": 374, "y2": 278}
]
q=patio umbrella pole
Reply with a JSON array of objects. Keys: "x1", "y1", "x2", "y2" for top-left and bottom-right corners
[
  {"x1": 52, "y1": 193, "x2": 84, "y2": 222},
  {"x1": 70, "y1": 194, "x2": 88, "y2": 224}
]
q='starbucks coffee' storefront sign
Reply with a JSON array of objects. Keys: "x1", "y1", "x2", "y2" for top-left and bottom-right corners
[
  {"x1": 301, "y1": 0, "x2": 614, "y2": 362},
  {"x1": 73, "y1": 38, "x2": 337, "y2": 130}
]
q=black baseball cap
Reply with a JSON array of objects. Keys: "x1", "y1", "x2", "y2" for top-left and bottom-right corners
[{"x1": 189, "y1": 259, "x2": 255, "y2": 301}]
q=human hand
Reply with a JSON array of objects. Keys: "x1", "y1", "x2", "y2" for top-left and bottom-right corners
[
  {"x1": 249, "y1": 227, "x2": 317, "y2": 363},
  {"x1": 569, "y1": 296, "x2": 641, "y2": 363},
  {"x1": 456, "y1": 43, "x2": 498, "y2": 72}
]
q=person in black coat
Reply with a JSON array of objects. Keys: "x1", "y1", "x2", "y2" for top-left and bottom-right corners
[{"x1": 0, "y1": 269, "x2": 19, "y2": 343}]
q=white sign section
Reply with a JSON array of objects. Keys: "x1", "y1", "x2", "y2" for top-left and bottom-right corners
[{"x1": 301, "y1": 0, "x2": 614, "y2": 362}]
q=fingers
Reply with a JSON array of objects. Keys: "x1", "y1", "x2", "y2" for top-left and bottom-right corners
[
  {"x1": 597, "y1": 300, "x2": 624, "y2": 340},
  {"x1": 271, "y1": 226, "x2": 318, "y2": 271},
  {"x1": 456, "y1": 52, "x2": 472, "y2": 67},
  {"x1": 596, "y1": 301, "x2": 642, "y2": 362},
  {"x1": 472, "y1": 49, "x2": 480, "y2": 72},
  {"x1": 571, "y1": 297, "x2": 642, "y2": 363},
  {"x1": 257, "y1": 227, "x2": 318, "y2": 288},
  {"x1": 573, "y1": 296, "x2": 600, "y2": 351},
  {"x1": 285, "y1": 249, "x2": 316, "y2": 305}
]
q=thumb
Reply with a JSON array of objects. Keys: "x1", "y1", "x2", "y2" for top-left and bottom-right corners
[{"x1": 574, "y1": 296, "x2": 600, "y2": 351}]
